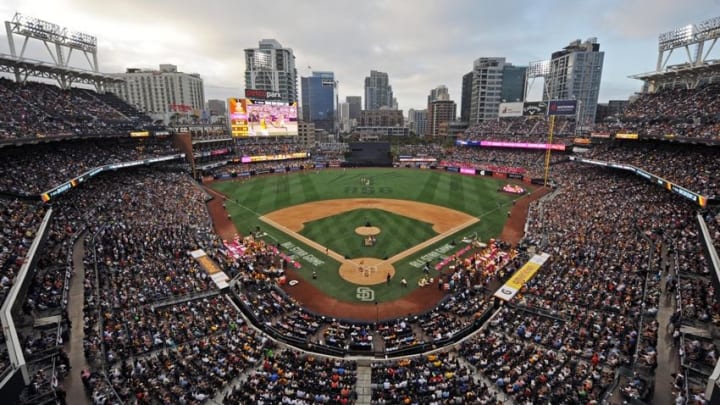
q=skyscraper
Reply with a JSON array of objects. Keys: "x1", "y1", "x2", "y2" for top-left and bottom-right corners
[
  {"x1": 244, "y1": 39, "x2": 298, "y2": 103},
  {"x1": 426, "y1": 86, "x2": 456, "y2": 136},
  {"x1": 501, "y1": 65, "x2": 527, "y2": 103},
  {"x1": 544, "y1": 38, "x2": 604, "y2": 125},
  {"x1": 409, "y1": 109, "x2": 427, "y2": 136},
  {"x1": 346, "y1": 96, "x2": 362, "y2": 120},
  {"x1": 460, "y1": 72, "x2": 473, "y2": 123},
  {"x1": 301, "y1": 71, "x2": 336, "y2": 132},
  {"x1": 466, "y1": 57, "x2": 527, "y2": 123},
  {"x1": 364, "y1": 70, "x2": 394, "y2": 110}
]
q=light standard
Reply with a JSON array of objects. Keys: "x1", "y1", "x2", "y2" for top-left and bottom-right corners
[{"x1": 575, "y1": 98, "x2": 583, "y2": 136}]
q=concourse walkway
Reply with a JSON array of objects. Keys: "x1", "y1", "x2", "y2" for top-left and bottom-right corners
[{"x1": 62, "y1": 233, "x2": 91, "y2": 405}]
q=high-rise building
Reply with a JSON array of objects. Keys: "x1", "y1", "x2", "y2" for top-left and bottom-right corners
[
  {"x1": 466, "y1": 57, "x2": 526, "y2": 123},
  {"x1": 359, "y1": 108, "x2": 404, "y2": 127},
  {"x1": 460, "y1": 72, "x2": 473, "y2": 123},
  {"x1": 426, "y1": 86, "x2": 456, "y2": 136},
  {"x1": 501, "y1": 65, "x2": 527, "y2": 103},
  {"x1": 206, "y1": 99, "x2": 226, "y2": 116},
  {"x1": 364, "y1": 70, "x2": 394, "y2": 110},
  {"x1": 339, "y1": 101, "x2": 351, "y2": 133},
  {"x1": 108, "y1": 64, "x2": 204, "y2": 115},
  {"x1": 544, "y1": 38, "x2": 604, "y2": 125},
  {"x1": 301, "y1": 71, "x2": 336, "y2": 132},
  {"x1": 346, "y1": 96, "x2": 362, "y2": 120},
  {"x1": 244, "y1": 39, "x2": 298, "y2": 103},
  {"x1": 410, "y1": 109, "x2": 427, "y2": 136}
]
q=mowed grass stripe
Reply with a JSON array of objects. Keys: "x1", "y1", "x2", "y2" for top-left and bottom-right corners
[
  {"x1": 418, "y1": 171, "x2": 441, "y2": 203},
  {"x1": 300, "y1": 209, "x2": 436, "y2": 259},
  {"x1": 448, "y1": 174, "x2": 465, "y2": 209},
  {"x1": 210, "y1": 169, "x2": 529, "y2": 303},
  {"x1": 299, "y1": 171, "x2": 320, "y2": 202},
  {"x1": 239, "y1": 177, "x2": 270, "y2": 211}
]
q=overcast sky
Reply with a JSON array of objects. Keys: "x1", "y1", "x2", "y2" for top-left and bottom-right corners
[{"x1": 1, "y1": 0, "x2": 718, "y2": 111}]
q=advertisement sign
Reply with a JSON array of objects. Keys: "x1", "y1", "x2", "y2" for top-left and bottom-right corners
[
  {"x1": 245, "y1": 89, "x2": 283, "y2": 100},
  {"x1": 522, "y1": 101, "x2": 547, "y2": 116},
  {"x1": 547, "y1": 99, "x2": 577, "y2": 116},
  {"x1": 498, "y1": 102, "x2": 524, "y2": 118},
  {"x1": 479, "y1": 140, "x2": 566, "y2": 151},
  {"x1": 590, "y1": 132, "x2": 611, "y2": 138},
  {"x1": 615, "y1": 133, "x2": 639, "y2": 140},
  {"x1": 130, "y1": 131, "x2": 150, "y2": 138},
  {"x1": 494, "y1": 253, "x2": 550, "y2": 301},
  {"x1": 240, "y1": 152, "x2": 308, "y2": 163},
  {"x1": 459, "y1": 167, "x2": 476, "y2": 175},
  {"x1": 228, "y1": 98, "x2": 298, "y2": 137}
]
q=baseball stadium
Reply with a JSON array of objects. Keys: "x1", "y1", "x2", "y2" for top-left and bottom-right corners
[{"x1": 0, "y1": 7, "x2": 719, "y2": 405}]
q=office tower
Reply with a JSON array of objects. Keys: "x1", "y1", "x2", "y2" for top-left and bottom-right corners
[
  {"x1": 466, "y1": 57, "x2": 526, "y2": 123},
  {"x1": 364, "y1": 70, "x2": 394, "y2": 110},
  {"x1": 346, "y1": 96, "x2": 362, "y2": 120},
  {"x1": 244, "y1": 39, "x2": 298, "y2": 102},
  {"x1": 206, "y1": 99, "x2": 226, "y2": 116},
  {"x1": 545, "y1": 38, "x2": 604, "y2": 124},
  {"x1": 301, "y1": 71, "x2": 336, "y2": 132},
  {"x1": 460, "y1": 72, "x2": 473, "y2": 122},
  {"x1": 426, "y1": 87, "x2": 456, "y2": 136},
  {"x1": 410, "y1": 109, "x2": 427, "y2": 136}
]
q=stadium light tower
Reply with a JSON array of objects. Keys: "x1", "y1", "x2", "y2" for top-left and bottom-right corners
[
  {"x1": 4, "y1": 12, "x2": 99, "y2": 75},
  {"x1": 657, "y1": 16, "x2": 720, "y2": 71}
]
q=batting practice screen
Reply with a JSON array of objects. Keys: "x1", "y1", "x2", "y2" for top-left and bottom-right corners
[{"x1": 347, "y1": 142, "x2": 392, "y2": 167}]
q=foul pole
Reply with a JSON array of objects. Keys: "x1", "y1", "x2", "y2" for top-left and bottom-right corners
[{"x1": 543, "y1": 115, "x2": 555, "y2": 187}]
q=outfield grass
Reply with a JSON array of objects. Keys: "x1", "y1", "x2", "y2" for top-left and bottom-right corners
[
  {"x1": 211, "y1": 168, "x2": 528, "y2": 303},
  {"x1": 299, "y1": 208, "x2": 437, "y2": 260}
]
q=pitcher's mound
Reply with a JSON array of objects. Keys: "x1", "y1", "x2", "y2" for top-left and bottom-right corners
[
  {"x1": 338, "y1": 257, "x2": 395, "y2": 286},
  {"x1": 355, "y1": 226, "x2": 381, "y2": 236}
]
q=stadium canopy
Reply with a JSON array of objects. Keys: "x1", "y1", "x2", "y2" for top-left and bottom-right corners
[
  {"x1": 0, "y1": 53, "x2": 124, "y2": 90},
  {"x1": 630, "y1": 60, "x2": 720, "y2": 90}
]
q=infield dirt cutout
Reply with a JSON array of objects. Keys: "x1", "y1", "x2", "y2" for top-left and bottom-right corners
[{"x1": 261, "y1": 198, "x2": 479, "y2": 286}]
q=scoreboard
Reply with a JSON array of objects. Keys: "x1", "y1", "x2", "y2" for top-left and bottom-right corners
[{"x1": 228, "y1": 90, "x2": 298, "y2": 137}]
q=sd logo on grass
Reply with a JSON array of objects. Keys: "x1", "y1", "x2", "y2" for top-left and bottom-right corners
[{"x1": 356, "y1": 286, "x2": 375, "y2": 301}]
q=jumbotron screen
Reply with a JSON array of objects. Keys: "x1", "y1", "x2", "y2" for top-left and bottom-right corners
[{"x1": 228, "y1": 98, "x2": 298, "y2": 137}]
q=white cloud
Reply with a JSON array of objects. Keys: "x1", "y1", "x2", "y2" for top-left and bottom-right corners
[{"x1": 0, "y1": 0, "x2": 717, "y2": 110}]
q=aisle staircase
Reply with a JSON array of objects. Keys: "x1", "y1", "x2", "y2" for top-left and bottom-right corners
[{"x1": 355, "y1": 363, "x2": 373, "y2": 405}]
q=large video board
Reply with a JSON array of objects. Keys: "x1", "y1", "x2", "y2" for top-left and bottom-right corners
[{"x1": 229, "y1": 98, "x2": 298, "y2": 137}]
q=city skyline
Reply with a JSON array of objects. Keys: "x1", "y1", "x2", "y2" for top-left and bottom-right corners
[{"x1": 0, "y1": 0, "x2": 717, "y2": 111}]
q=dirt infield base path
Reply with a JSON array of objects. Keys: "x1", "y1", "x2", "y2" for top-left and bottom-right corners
[
  {"x1": 260, "y1": 198, "x2": 478, "y2": 286},
  {"x1": 204, "y1": 183, "x2": 549, "y2": 321},
  {"x1": 263, "y1": 198, "x2": 477, "y2": 234}
]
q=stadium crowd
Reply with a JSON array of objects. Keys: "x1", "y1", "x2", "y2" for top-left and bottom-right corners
[
  {"x1": 370, "y1": 352, "x2": 497, "y2": 404},
  {"x1": 584, "y1": 141, "x2": 720, "y2": 198},
  {"x1": 1, "y1": 81, "x2": 719, "y2": 405},
  {"x1": 0, "y1": 79, "x2": 151, "y2": 140},
  {"x1": 594, "y1": 83, "x2": 720, "y2": 141},
  {"x1": 0, "y1": 138, "x2": 178, "y2": 195},
  {"x1": 224, "y1": 349, "x2": 357, "y2": 404},
  {"x1": 462, "y1": 117, "x2": 576, "y2": 142}
]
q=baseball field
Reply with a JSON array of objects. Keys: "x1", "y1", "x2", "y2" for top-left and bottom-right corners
[{"x1": 210, "y1": 168, "x2": 533, "y2": 306}]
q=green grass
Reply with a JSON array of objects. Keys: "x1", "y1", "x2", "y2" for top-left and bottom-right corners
[
  {"x1": 211, "y1": 168, "x2": 532, "y2": 303},
  {"x1": 299, "y1": 208, "x2": 436, "y2": 259}
]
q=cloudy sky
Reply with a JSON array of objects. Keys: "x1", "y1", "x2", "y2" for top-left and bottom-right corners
[{"x1": 1, "y1": 0, "x2": 718, "y2": 111}]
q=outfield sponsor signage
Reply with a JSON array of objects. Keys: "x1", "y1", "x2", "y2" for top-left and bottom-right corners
[
  {"x1": 498, "y1": 102, "x2": 524, "y2": 118},
  {"x1": 547, "y1": 100, "x2": 577, "y2": 116},
  {"x1": 494, "y1": 253, "x2": 550, "y2": 301},
  {"x1": 523, "y1": 101, "x2": 547, "y2": 116}
]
